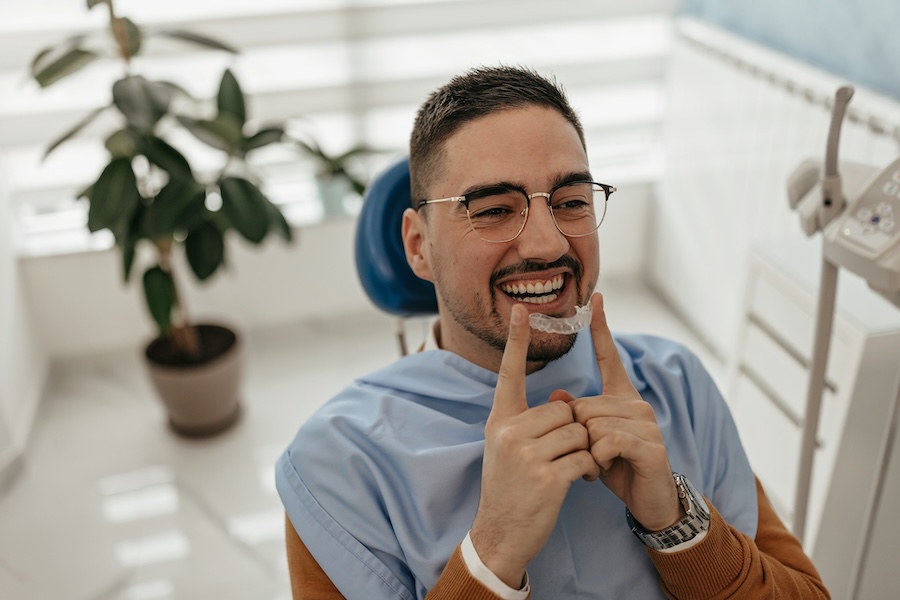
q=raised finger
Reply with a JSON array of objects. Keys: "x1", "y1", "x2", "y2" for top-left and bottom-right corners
[
  {"x1": 491, "y1": 303, "x2": 531, "y2": 419},
  {"x1": 590, "y1": 293, "x2": 632, "y2": 395}
]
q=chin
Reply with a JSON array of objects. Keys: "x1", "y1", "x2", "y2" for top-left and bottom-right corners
[{"x1": 527, "y1": 331, "x2": 578, "y2": 363}]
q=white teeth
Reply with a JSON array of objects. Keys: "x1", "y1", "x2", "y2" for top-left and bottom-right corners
[
  {"x1": 501, "y1": 275, "x2": 565, "y2": 296},
  {"x1": 520, "y1": 293, "x2": 558, "y2": 305}
]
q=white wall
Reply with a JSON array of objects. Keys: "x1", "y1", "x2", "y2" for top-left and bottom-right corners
[
  {"x1": 649, "y1": 18, "x2": 900, "y2": 360},
  {"x1": 0, "y1": 155, "x2": 48, "y2": 490}
]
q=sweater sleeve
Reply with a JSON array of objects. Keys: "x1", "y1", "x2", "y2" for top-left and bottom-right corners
[
  {"x1": 647, "y1": 478, "x2": 830, "y2": 599},
  {"x1": 284, "y1": 513, "x2": 525, "y2": 600}
]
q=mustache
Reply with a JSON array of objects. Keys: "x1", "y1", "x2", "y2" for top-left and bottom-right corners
[{"x1": 489, "y1": 255, "x2": 583, "y2": 288}]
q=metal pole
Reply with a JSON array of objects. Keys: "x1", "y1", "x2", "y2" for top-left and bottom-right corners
[{"x1": 793, "y1": 257, "x2": 839, "y2": 543}]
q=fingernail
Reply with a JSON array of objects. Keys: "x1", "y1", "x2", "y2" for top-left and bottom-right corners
[{"x1": 510, "y1": 305, "x2": 523, "y2": 325}]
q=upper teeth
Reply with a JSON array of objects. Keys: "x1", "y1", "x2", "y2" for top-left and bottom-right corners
[{"x1": 501, "y1": 275, "x2": 564, "y2": 296}]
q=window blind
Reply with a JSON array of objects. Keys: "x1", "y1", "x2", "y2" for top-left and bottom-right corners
[{"x1": 0, "y1": 0, "x2": 675, "y2": 256}]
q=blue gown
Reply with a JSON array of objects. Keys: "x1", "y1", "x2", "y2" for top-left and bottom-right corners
[{"x1": 276, "y1": 330, "x2": 757, "y2": 599}]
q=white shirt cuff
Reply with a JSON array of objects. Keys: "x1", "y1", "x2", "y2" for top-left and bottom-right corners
[{"x1": 460, "y1": 531, "x2": 530, "y2": 600}]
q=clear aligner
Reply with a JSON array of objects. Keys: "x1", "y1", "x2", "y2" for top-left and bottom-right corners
[{"x1": 528, "y1": 304, "x2": 592, "y2": 334}]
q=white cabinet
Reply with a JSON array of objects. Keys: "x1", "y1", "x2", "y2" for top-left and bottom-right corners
[{"x1": 729, "y1": 236, "x2": 900, "y2": 556}]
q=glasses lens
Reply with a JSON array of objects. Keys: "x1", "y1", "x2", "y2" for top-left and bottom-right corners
[
  {"x1": 549, "y1": 182, "x2": 607, "y2": 237},
  {"x1": 465, "y1": 191, "x2": 527, "y2": 242}
]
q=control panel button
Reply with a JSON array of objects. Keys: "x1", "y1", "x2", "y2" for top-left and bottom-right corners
[
  {"x1": 880, "y1": 218, "x2": 894, "y2": 233},
  {"x1": 877, "y1": 202, "x2": 893, "y2": 216},
  {"x1": 841, "y1": 218, "x2": 893, "y2": 252},
  {"x1": 885, "y1": 182, "x2": 899, "y2": 196},
  {"x1": 892, "y1": 169, "x2": 900, "y2": 183}
]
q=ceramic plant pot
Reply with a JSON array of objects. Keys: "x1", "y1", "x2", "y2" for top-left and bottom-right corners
[{"x1": 144, "y1": 323, "x2": 243, "y2": 437}]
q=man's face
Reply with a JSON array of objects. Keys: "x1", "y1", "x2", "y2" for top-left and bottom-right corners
[{"x1": 403, "y1": 106, "x2": 600, "y2": 372}]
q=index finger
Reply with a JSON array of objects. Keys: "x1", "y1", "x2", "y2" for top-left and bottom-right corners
[
  {"x1": 589, "y1": 292, "x2": 631, "y2": 394},
  {"x1": 491, "y1": 303, "x2": 531, "y2": 419}
]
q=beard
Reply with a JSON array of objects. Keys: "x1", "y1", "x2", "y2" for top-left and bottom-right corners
[{"x1": 436, "y1": 255, "x2": 592, "y2": 364}]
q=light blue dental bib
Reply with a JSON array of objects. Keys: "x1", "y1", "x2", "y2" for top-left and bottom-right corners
[{"x1": 276, "y1": 330, "x2": 757, "y2": 599}]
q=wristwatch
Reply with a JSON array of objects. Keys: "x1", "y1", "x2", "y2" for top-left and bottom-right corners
[{"x1": 625, "y1": 473, "x2": 711, "y2": 550}]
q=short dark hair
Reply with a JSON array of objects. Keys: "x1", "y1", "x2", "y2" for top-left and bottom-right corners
[{"x1": 409, "y1": 65, "x2": 586, "y2": 205}]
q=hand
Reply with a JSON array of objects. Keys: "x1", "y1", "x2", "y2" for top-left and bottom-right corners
[
  {"x1": 471, "y1": 303, "x2": 601, "y2": 588},
  {"x1": 559, "y1": 293, "x2": 682, "y2": 531}
]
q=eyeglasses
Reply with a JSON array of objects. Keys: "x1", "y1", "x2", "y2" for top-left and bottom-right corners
[{"x1": 416, "y1": 181, "x2": 615, "y2": 243}]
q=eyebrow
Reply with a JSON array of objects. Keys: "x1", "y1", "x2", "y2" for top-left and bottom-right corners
[{"x1": 460, "y1": 171, "x2": 594, "y2": 198}]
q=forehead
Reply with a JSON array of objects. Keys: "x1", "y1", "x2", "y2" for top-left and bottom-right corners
[{"x1": 436, "y1": 106, "x2": 588, "y2": 193}]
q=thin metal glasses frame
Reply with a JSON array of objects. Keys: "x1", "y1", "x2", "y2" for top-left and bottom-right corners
[{"x1": 416, "y1": 181, "x2": 616, "y2": 243}]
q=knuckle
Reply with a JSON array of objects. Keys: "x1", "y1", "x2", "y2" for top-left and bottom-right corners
[
  {"x1": 634, "y1": 401, "x2": 656, "y2": 421},
  {"x1": 562, "y1": 422, "x2": 587, "y2": 444},
  {"x1": 568, "y1": 398, "x2": 587, "y2": 420},
  {"x1": 550, "y1": 399, "x2": 574, "y2": 420},
  {"x1": 492, "y1": 423, "x2": 517, "y2": 446},
  {"x1": 533, "y1": 464, "x2": 557, "y2": 489}
]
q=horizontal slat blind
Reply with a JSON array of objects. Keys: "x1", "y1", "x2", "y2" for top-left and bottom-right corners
[{"x1": 0, "y1": 0, "x2": 675, "y2": 256}]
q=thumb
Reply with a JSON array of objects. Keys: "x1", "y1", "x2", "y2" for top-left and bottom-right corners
[{"x1": 548, "y1": 389, "x2": 577, "y2": 403}]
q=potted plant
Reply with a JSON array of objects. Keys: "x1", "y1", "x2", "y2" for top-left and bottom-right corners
[
  {"x1": 30, "y1": 0, "x2": 295, "y2": 436},
  {"x1": 294, "y1": 137, "x2": 372, "y2": 217}
]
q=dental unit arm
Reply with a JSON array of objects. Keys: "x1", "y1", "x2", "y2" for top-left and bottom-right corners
[{"x1": 787, "y1": 85, "x2": 900, "y2": 600}]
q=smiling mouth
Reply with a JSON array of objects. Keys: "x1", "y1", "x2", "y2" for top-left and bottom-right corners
[{"x1": 499, "y1": 274, "x2": 565, "y2": 305}]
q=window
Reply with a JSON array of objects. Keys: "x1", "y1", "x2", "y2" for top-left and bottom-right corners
[{"x1": 0, "y1": 0, "x2": 675, "y2": 256}]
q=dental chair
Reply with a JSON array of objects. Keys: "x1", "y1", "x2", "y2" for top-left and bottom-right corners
[{"x1": 354, "y1": 157, "x2": 438, "y2": 355}]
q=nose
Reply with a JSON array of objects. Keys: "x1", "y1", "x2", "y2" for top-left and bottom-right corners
[{"x1": 514, "y1": 194, "x2": 569, "y2": 261}]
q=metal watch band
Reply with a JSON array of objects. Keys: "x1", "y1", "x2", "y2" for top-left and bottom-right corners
[{"x1": 626, "y1": 473, "x2": 711, "y2": 550}]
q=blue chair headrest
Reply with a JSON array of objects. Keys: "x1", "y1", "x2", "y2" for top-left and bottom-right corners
[{"x1": 354, "y1": 157, "x2": 439, "y2": 317}]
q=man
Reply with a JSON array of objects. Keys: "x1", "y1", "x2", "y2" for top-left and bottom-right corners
[{"x1": 276, "y1": 66, "x2": 829, "y2": 599}]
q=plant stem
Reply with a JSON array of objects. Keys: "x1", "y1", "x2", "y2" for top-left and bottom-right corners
[
  {"x1": 106, "y1": 0, "x2": 132, "y2": 73},
  {"x1": 156, "y1": 239, "x2": 201, "y2": 360}
]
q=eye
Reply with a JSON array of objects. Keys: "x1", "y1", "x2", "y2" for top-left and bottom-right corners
[
  {"x1": 551, "y1": 183, "x2": 596, "y2": 218},
  {"x1": 467, "y1": 193, "x2": 524, "y2": 221}
]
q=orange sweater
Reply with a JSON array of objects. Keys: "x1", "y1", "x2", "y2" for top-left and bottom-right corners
[{"x1": 285, "y1": 478, "x2": 830, "y2": 599}]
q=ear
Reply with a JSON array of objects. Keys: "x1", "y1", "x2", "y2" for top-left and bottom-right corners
[{"x1": 402, "y1": 208, "x2": 434, "y2": 282}]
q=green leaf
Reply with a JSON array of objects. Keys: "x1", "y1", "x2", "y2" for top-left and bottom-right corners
[
  {"x1": 117, "y1": 17, "x2": 143, "y2": 57},
  {"x1": 33, "y1": 47, "x2": 99, "y2": 88},
  {"x1": 121, "y1": 205, "x2": 145, "y2": 282},
  {"x1": 142, "y1": 266, "x2": 177, "y2": 334},
  {"x1": 140, "y1": 136, "x2": 193, "y2": 180},
  {"x1": 154, "y1": 80, "x2": 194, "y2": 101},
  {"x1": 266, "y1": 200, "x2": 293, "y2": 243},
  {"x1": 142, "y1": 179, "x2": 206, "y2": 237},
  {"x1": 217, "y1": 69, "x2": 245, "y2": 128},
  {"x1": 153, "y1": 29, "x2": 239, "y2": 53},
  {"x1": 31, "y1": 34, "x2": 87, "y2": 73},
  {"x1": 88, "y1": 157, "x2": 141, "y2": 233},
  {"x1": 242, "y1": 126, "x2": 284, "y2": 154},
  {"x1": 122, "y1": 237, "x2": 137, "y2": 282},
  {"x1": 43, "y1": 105, "x2": 108, "y2": 159},
  {"x1": 185, "y1": 220, "x2": 225, "y2": 281},
  {"x1": 218, "y1": 176, "x2": 270, "y2": 243},
  {"x1": 105, "y1": 128, "x2": 139, "y2": 158},
  {"x1": 177, "y1": 114, "x2": 242, "y2": 153},
  {"x1": 113, "y1": 76, "x2": 171, "y2": 132}
]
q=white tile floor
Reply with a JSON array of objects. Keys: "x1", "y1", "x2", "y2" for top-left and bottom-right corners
[{"x1": 0, "y1": 277, "x2": 722, "y2": 600}]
